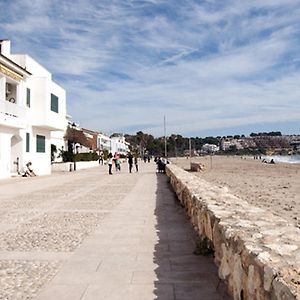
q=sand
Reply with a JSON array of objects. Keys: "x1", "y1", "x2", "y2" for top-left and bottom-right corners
[{"x1": 172, "y1": 156, "x2": 300, "y2": 228}]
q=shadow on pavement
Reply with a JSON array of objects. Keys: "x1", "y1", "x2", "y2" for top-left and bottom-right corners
[{"x1": 153, "y1": 172, "x2": 231, "y2": 300}]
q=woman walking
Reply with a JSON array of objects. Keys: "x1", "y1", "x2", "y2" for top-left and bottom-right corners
[{"x1": 134, "y1": 155, "x2": 138, "y2": 172}]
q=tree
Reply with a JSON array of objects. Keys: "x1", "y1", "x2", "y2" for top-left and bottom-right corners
[{"x1": 64, "y1": 127, "x2": 91, "y2": 149}]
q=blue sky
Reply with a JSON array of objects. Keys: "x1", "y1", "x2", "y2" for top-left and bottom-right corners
[{"x1": 1, "y1": 0, "x2": 300, "y2": 137}]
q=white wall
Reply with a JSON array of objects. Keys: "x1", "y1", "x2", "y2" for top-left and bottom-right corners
[
  {"x1": 111, "y1": 137, "x2": 128, "y2": 155},
  {"x1": 0, "y1": 131, "x2": 13, "y2": 178},
  {"x1": 27, "y1": 128, "x2": 51, "y2": 175},
  {"x1": 0, "y1": 47, "x2": 67, "y2": 178}
]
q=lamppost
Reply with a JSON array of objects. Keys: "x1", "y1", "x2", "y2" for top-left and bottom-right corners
[
  {"x1": 164, "y1": 116, "x2": 167, "y2": 158},
  {"x1": 71, "y1": 122, "x2": 77, "y2": 171}
]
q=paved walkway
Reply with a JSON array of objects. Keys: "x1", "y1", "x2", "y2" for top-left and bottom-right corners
[{"x1": 0, "y1": 162, "x2": 230, "y2": 300}]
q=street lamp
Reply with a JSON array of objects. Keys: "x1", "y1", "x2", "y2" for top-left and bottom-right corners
[
  {"x1": 164, "y1": 116, "x2": 167, "y2": 158},
  {"x1": 71, "y1": 122, "x2": 77, "y2": 171}
]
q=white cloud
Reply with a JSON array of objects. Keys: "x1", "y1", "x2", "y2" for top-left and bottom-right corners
[{"x1": 1, "y1": 0, "x2": 300, "y2": 136}]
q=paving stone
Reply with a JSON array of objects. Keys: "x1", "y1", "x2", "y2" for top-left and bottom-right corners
[{"x1": 0, "y1": 164, "x2": 231, "y2": 299}]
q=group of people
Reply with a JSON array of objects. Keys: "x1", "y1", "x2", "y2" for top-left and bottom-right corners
[
  {"x1": 106, "y1": 152, "x2": 171, "y2": 175},
  {"x1": 107, "y1": 152, "x2": 139, "y2": 175},
  {"x1": 154, "y1": 157, "x2": 169, "y2": 173}
]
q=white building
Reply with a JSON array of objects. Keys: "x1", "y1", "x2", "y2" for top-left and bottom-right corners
[
  {"x1": 220, "y1": 138, "x2": 244, "y2": 151},
  {"x1": 0, "y1": 40, "x2": 67, "y2": 178},
  {"x1": 201, "y1": 143, "x2": 219, "y2": 153},
  {"x1": 97, "y1": 132, "x2": 111, "y2": 152},
  {"x1": 110, "y1": 135, "x2": 130, "y2": 156}
]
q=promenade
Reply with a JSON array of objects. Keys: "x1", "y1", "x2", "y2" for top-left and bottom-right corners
[{"x1": 0, "y1": 162, "x2": 229, "y2": 300}]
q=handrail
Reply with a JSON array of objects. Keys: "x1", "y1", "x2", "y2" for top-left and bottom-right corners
[{"x1": 0, "y1": 100, "x2": 26, "y2": 118}]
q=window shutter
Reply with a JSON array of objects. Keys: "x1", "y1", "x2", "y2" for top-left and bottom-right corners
[
  {"x1": 51, "y1": 94, "x2": 59, "y2": 113},
  {"x1": 26, "y1": 88, "x2": 30, "y2": 107},
  {"x1": 36, "y1": 135, "x2": 46, "y2": 153},
  {"x1": 26, "y1": 133, "x2": 30, "y2": 152}
]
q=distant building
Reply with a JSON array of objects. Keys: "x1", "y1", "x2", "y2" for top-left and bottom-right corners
[
  {"x1": 201, "y1": 143, "x2": 219, "y2": 153},
  {"x1": 111, "y1": 135, "x2": 130, "y2": 155},
  {"x1": 0, "y1": 40, "x2": 67, "y2": 178},
  {"x1": 97, "y1": 132, "x2": 111, "y2": 152},
  {"x1": 220, "y1": 138, "x2": 244, "y2": 151}
]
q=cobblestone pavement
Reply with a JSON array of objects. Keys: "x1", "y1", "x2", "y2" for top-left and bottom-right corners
[{"x1": 0, "y1": 163, "x2": 230, "y2": 300}]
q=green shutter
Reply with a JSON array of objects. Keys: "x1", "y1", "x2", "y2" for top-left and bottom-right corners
[
  {"x1": 51, "y1": 94, "x2": 59, "y2": 113},
  {"x1": 26, "y1": 88, "x2": 30, "y2": 107},
  {"x1": 36, "y1": 135, "x2": 46, "y2": 153},
  {"x1": 26, "y1": 133, "x2": 30, "y2": 152}
]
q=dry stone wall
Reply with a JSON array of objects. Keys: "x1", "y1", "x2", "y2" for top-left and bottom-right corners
[{"x1": 166, "y1": 164, "x2": 300, "y2": 300}]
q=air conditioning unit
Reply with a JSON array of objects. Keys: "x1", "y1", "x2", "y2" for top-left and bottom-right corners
[{"x1": 6, "y1": 83, "x2": 12, "y2": 94}]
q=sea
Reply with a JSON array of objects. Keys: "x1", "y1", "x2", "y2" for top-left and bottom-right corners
[{"x1": 264, "y1": 155, "x2": 300, "y2": 164}]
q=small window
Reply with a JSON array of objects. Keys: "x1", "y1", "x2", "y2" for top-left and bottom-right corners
[
  {"x1": 26, "y1": 133, "x2": 30, "y2": 152},
  {"x1": 51, "y1": 93, "x2": 59, "y2": 113},
  {"x1": 36, "y1": 135, "x2": 46, "y2": 153},
  {"x1": 26, "y1": 88, "x2": 30, "y2": 107}
]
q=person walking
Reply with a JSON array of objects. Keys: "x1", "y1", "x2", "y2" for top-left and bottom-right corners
[
  {"x1": 114, "y1": 152, "x2": 121, "y2": 171},
  {"x1": 108, "y1": 152, "x2": 113, "y2": 175},
  {"x1": 134, "y1": 155, "x2": 138, "y2": 172},
  {"x1": 116, "y1": 157, "x2": 121, "y2": 171},
  {"x1": 99, "y1": 153, "x2": 104, "y2": 165},
  {"x1": 128, "y1": 152, "x2": 133, "y2": 173}
]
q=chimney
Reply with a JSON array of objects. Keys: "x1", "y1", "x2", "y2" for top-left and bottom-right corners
[{"x1": 0, "y1": 40, "x2": 11, "y2": 56}]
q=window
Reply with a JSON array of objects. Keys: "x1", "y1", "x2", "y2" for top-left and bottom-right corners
[
  {"x1": 51, "y1": 93, "x2": 59, "y2": 113},
  {"x1": 26, "y1": 88, "x2": 30, "y2": 107},
  {"x1": 36, "y1": 135, "x2": 46, "y2": 153},
  {"x1": 26, "y1": 133, "x2": 30, "y2": 152}
]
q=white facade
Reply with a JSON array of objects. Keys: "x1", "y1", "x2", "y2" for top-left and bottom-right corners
[
  {"x1": 97, "y1": 133, "x2": 112, "y2": 152},
  {"x1": 220, "y1": 138, "x2": 244, "y2": 151},
  {"x1": 96, "y1": 133, "x2": 130, "y2": 155},
  {"x1": 0, "y1": 40, "x2": 67, "y2": 178},
  {"x1": 110, "y1": 136, "x2": 130, "y2": 155},
  {"x1": 202, "y1": 143, "x2": 219, "y2": 153}
]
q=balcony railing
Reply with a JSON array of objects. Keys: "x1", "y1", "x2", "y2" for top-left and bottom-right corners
[{"x1": 0, "y1": 100, "x2": 26, "y2": 119}]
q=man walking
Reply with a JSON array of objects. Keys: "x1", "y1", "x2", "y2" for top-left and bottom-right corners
[
  {"x1": 128, "y1": 152, "x2": 133, "y2": 173},
  {"x1": 108, "y1": 153, "x2": 113, "y2": 175}
]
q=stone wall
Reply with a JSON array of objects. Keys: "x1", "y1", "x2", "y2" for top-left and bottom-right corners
[{"x1": 166, "y1": 164, "x2": 300, "y2": 300}]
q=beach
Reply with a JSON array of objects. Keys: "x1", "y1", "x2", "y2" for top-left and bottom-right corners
[{"x1": 172, "y1": 156, "x2": 300, "y2": 228}]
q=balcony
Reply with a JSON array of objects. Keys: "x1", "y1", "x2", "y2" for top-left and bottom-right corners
[
  {"x1": 1, "y1": 100, "x2": 25, "y2": 117},
  {"x1": 0, "y1": 100, "x2": 26, "y2": 128}
]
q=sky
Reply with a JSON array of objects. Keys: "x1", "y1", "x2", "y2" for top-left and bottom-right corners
[{"x1": 1, "y1": 0, "x2": 300, "y2": 137}]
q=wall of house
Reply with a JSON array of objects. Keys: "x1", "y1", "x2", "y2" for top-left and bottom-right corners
[
  {"x1": 12, "y1": 55, "x2": 66, "y2": 175},
  {"x1": 166, "y1": 164, "x2": 299, "y2": 300},
  {"x1": 48, "y1": 80, "x2": 66, "y2": 130},
  {"x1": 0, "y1": 131, "x2": 13, "y2": 178},
  {"x1": 0, "y1": 77, "x2": 5, "y2": 101},
  {"x1": 26, "y1": 76, "x2": 48, "y2": 124},
  {"x1": 50, "y1": 131, "x2": 66, "y2": 162}
]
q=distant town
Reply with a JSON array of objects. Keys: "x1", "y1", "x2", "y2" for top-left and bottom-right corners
[{"x1": 124, "y1": 131, "x2": 300, "y2": 158}]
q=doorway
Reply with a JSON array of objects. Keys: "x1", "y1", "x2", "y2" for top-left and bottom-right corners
[{"x1": 11, "y1": 134, "x2": 22, "y2": 175}]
